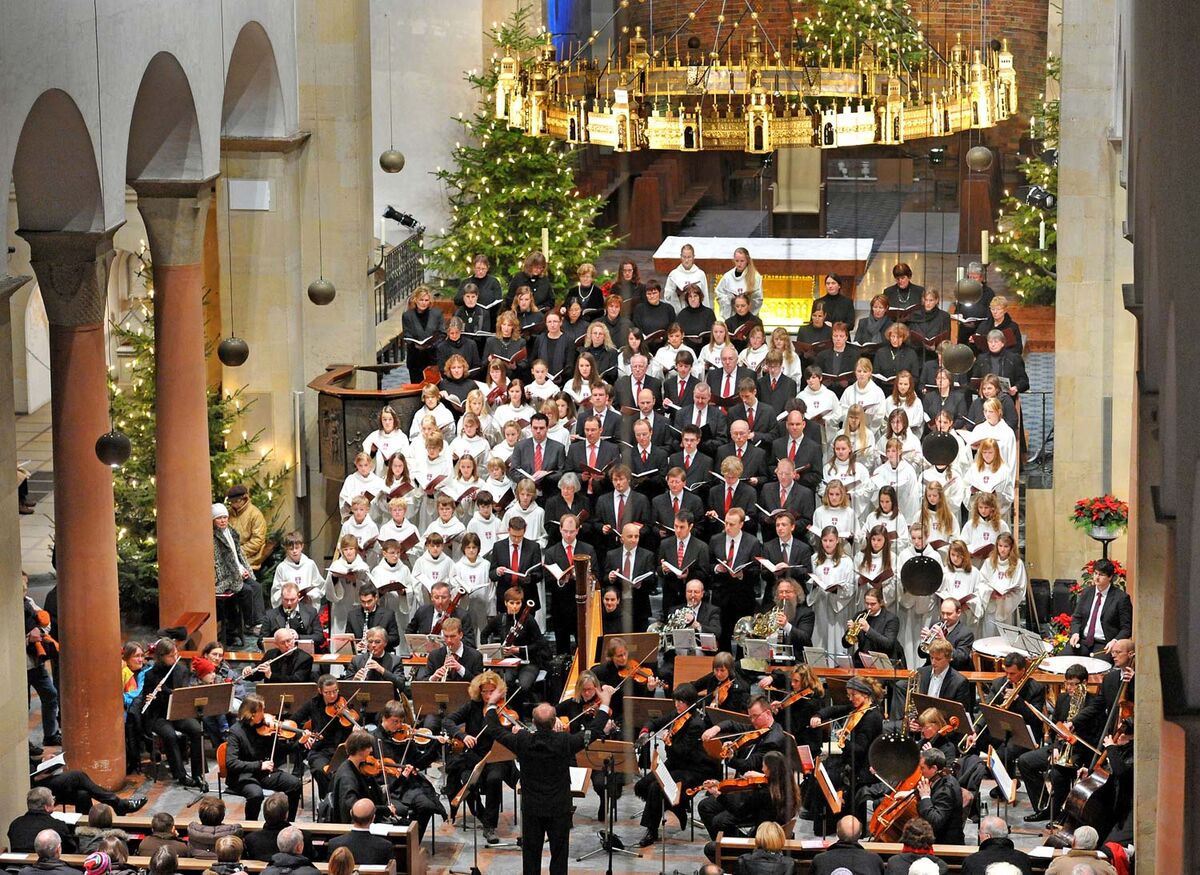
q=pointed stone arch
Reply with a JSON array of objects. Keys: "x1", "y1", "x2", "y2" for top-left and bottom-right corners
[
  {"x1": 126, "y1": 51, "x2": 204, "y2": 181},
  {"x1": 12, "y1": 89, "x2": 104, "y2": 232},
  {"x1": 223, "y1": 21, "x2": 287, "y2": 138}
]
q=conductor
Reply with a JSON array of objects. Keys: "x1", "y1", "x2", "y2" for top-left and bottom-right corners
[{"x1": 485, "y1": 683, "x2": 615, "y2": 875}]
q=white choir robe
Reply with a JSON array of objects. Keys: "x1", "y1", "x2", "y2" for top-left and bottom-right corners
[
  {"x1": 799, "y1": 386, "x2": 843, "y2": 443},
  {"x1": 822, "y1": 461, "x2": 872, "y2": 524},
  {"x1": 810, "y1": 505, "x2": 858, "y2": 547},
  {"x1": 407, "y1": 403, "x2": 456, "y2": 441},
  {"x1": 917, "y1": 509, "x2": 960, "y2": 559},
  {"x1": 449, "y1": 434, "x2": 491, "y2": 466},
  {"x1": 840, "y1": 382, "x2": 887, "y2": 433},
  {"x1": 339, "y1": 517, "x2": 381, "y2": 567},
  {"x1": 453, "y1": 557, "x2": 494, "y2": 637},
  {"x1": 874, "y1": 430, "x2": 924, "y2": 471},
  {"x1": 423, "y1": 517, "x2": 468, "y2": 562},
  {"x1": 338, "y1": 471, "x2": 387, "y2": 521},
  {"x1": 868, "y1": 461, "x2": 921, "y2": 525},
  {"x1": 806, "y1": 555, "x2": 857, "y2": 656},
  {"x1": 857, "y1": 511, "x2": 910, "y2": 555},
  {"x1": 894, "y1": 546, "x2": 943, "y2": 668},
  {"x1": 922, "y1": 466, "x2": 969, "y2": 521},
  {"x1": 467, "y1": 512, "x2": 506, "y2": 559},
  {"x1": 978, "y1": 558, "x2": 1028, "y2": 637},
  {"x1": 959, "y1": 519, "x2": 1011, "y2": 558},
  {"x1": 408, "y1": 452, "x2": 454, "y2": 532},
  {"x1": 410, "y1": 552, "x2": 456, "y2": 609},
  {"x1": 447, "y1": 477, "x2": 484, "y2": 523},
  {"x1": 271, "y1": 555, "x2": 324, "y2": 609},
  {"x1": 937, "y1": 567, "x2": 984, "y2": 636},
  {"x1": 854, "y1": 553, "x2": 893, "y2": 611},
  {"x1": 369, "y1": 558, "x2": 415, "y2": 629},
  {"x1": 373, "y1": 479, "x2": 413, "y2": 525},
  {"x1": 964, "y1": 463, "x2": 1015, "y2": 521},
  {"x1": 326, "y1": 555, "x2": 371, "y2": 636},
  {"x1": 378, "y1": 519, "x2": 423, "y2": 568},
  {"x1": 883, "y1": 396, "x2": 928, "y2": 436},
  {"x1": 967, "y1": 420, "x2": 1019, "y2": 486},
  {"x1": 363, "y1": 428, "x2": 411, "y2": 479}
]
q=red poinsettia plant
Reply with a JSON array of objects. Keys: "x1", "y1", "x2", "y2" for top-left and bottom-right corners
[
  {"x1": 1072, "y1": 558, "x2": 1128, "y2": 597},
  {"x1": 1070, "y1": 494, "x2": 1129, "y2": 532},
  {"x1": 1048, "y1": 613, "x2": 1073, "y2": 654}
]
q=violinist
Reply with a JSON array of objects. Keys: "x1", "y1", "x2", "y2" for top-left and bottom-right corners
[
  {"x1": 915, "y1": 749, "x2": 965, "y2": 844},
  {"x1": 224, "y1": 695, "x2": 303, "y2": 819},
  {"x1": 701, "y1": 694, "x2": 788, "y2": 777},
  {"x1": 370, "y1": 700, "x2": 447, "y2": 840},
  {"x1": 914, "y1": 708, "x2": 960, "y2": 766},
  {"x1": 326, "y1": 730, "x2": 395, "y2": 823},
  {"x1": 556, "y1": 670, "x2": 622, "y2": 819},
  {"x1": 137, "y1": 638, "x2": 207, "y2": 790},
  {"x1": 293, "y1": 675, "x2": 358, "y2": 797},
  {"x1": 691, "y1": 651, "x2": 751, "y2": 712},
  {"x1": 632, "y1": 683, "x2": 720, "y2": 848},
  {"x1": 441, "y1": 671, "x2": 517, "y2": 846},
  {"x1": 347, "y1": 628, "x2": 407, "y2": 701},
  {"x1": 593, "y1": 637, "x2": 659, "y2": 718},
  {"x1": 760, "y1": 663, "x2": 824, "y2": 751},
  {"x1": 1017, "y1": 663, "x2": 1103, "y2": 824},
  {"x1": 245, "y1": 628, "x2": 314, "y2": 685},
  {"x1": 696, "y1": 749, "x2": 798, "y2": 843},
  {"x1": 810, "y1": 676, "x2": 884, "y2": 822},
  {"x1": 417, "y1": 618, "x2": 483, "y2": 682},
  {"x1": 483, "y1": 588, "x2": 549, "y2": 698}
]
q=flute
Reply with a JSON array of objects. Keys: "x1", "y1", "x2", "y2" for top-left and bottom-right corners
[
  {"x1": 240, "y1": 647, "x2": 297, "y2": 679},
  {"x1": 141, "y1": 659, "x2": 180, "y2": 714}
]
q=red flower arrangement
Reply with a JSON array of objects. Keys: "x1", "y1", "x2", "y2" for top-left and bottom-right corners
[
  {"x1": 1048, "y1": 613, "x2": 1073, "y2": 654},
  {"x1": 1070, "y1": 494, "x2": 1129, "y2": 532},
  {"x1": 1072, "y1": 558, "x2": 1128, "y2": 597}
]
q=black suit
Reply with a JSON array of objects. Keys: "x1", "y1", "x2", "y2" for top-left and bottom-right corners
[
  {"x1": 726, "y1": 401, "x2": 782, "y2": 445},
  {"x1": 959, "y1": 837, "x2": 1034, "y2": 875},
  {"x1": 225, "y1": 721, "x2": 303, "y2": 820},
  {"x1": 248, "y1": 647, "x2": 315, "y2": 685},
  {"x1": 622, "y1": 412, "x2": 676, "y2": 454},
  {"x1": 488, "y1": 537, "x2": 544, "y2": 613},
  {"x1": 707, "y1": 481, "x2": 760, "y2": 536},
  {"x1": 566, "y1": 438, "x2": 621, "y2": 496},
  {"x1": 417, "y1": 643, "x2": 484, "y2": 682},
  {"x1": 572, "y1": 407, "x2": 621, "y2": 440},
  {"x1": 326, "y1": 758, "x2": 388, "y2": 823},
  {"x1": 673, "y1": 405, "x2": 728, "y2": 455},
  {"x1": 972, "y1": 350, "x2": 1030, "y2": 394},
  {"x1": 1068, "y1": 586, "x2": 1133, "y2": 655},
  {"x1": 651, "y1": 490, "x2": 706, "y2": 538},
  {"x1": 661, "y1": 373, "x2": 699, "y2": 409},
  {"x1": 666, "y1": 450, "x2": 713, "y2": 490},
  {"x1": 623, "y1": 442, "x2": 671, "y2": 498},
  {"x1": 714, "y1": 442, "x2": 769, "y2": 483},
  {"x1": 507, "y1": 438, "x2": 567, "y2": 489},
  {"x1": 345, "y1": 606, "x2": 401, "y2": 651},
  {"x1": 936, "y1": 621, "x2": 976, "y2": 672},
  {"x1": 346, "y1": 651, "x2": 407, "y2": 696},
  {"x1": 770, "y1": 434, "x2": 823, "y2": 490},
  {"x1": 916, "y1": 772, "x2": 966, "y2": 844},
  {"x1": 613, "y1": 374, "x2": 662, "y2": 409},
  {"x1": 757, "y1": 373, "x2": 798, "y2": 412},
  {"x1": 7, "y1": 811, "x2": 76, "y2": 854},
  {"x1": 605, "y1": 546, "x2": 658, "y2": 630},
  {"x1": 325, "y1": 830, "x2": 396, "y2": 866},
  {"x1": 780, "y1": 601, "x2": 816, "y2": 650},
  {"x1": 980, "y1": 675, "x2": 1047, "y2": 766},
  {"x1": 489, "y1": 705, "x2": 611, "y2": 875},
  {"x1": 706, "y1": 366, "x2": 756, "y2": 407},
  {"x1": 760, "y1": 537, "x2": 813, "y2": 602},
  {"x1": 542, "y1": 539, "x2": 595, "y2": 655},
  {"x1": 405, "y1": 603, "x2": 475, "y2": 644},
  {"x1": 656, "y1": 535, "x2": 711, "y2": 612},
  {"x1": 758, "y1": 481, "x2": 817, "y2": 530},
  {"x1": 260, "y1": 603, "x2": 325, "y2": 652},
  {"x1": 594, "y1": 490, "x2": 653, "y2": 558},
  {"x1": 707, "y1": 533, "x2": 763, "y2": 648},
  {"x1": 811, "y1": 841, "x2": 886, "y2": 875},
  {"x1": 844, "y1": 608, "x2": 904, "y2": 667},
  {"x1": 915, "y1": 664, "x2": 974, "y2": 715}
]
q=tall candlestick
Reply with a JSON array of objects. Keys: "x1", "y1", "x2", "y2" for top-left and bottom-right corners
[
  {"x1": 1038, "y1": 219, "x2": 1046, "y2": 250},
  {"x1": 981, "y1": 229, "x2": 989, "y2": 264},
  {"x1": 541, "y1": 226, "x2": 551, "y2": 261},
  {"x1": 380, "y1": 216, "x2": 386, "y2": 249}
]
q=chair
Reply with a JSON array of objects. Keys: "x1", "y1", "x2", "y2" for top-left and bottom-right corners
[
  {"x1": 215, "y1": 742, "x2": 228, "y2": 799},
  {"x1": 215, "y1": 591, "x2": 242, "y2": 644}
]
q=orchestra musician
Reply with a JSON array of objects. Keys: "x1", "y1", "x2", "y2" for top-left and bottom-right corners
[
  {"x1": 293, "y1": 675, "x2": 359, "y2": 798},
  {"x1": 915, "y1": 748, "x2": 965, "y2": 844},
  {"x1": 371, "y1": 700, "x2": 447, "y2": 840},
  {"x1": 842, "y1": 587, "x2": 904, "y2": 667},
  {"x1": 810, "y1": 676, "x2": 885, "y2": 823},
  {"x1": 259, "y1": 582, "x2": 325, "y2": 652},
  {"x1": 1076, "y1": 638, "x2": 1135, "y2": 728},
  {"x1": 418, "y1": 618, "x2": 483, "y2": 682},
  {"x1": 761, "y1": 663, "x2": 825, "y2": 752},
  {"x1": 224, "y1": 694, "x2": 303, "y2": 820},
  {"x1": 691, "y1": 651, "x2": 752, "y2": 712},
  {"x1": 245, "y1": 628, "x2": 315, "y2": 685},
  {"x1": 922, "y1": 598, "x2": 975, "y2": 672},
  {"x1": 633, "y1": 683, "x2": 720, "y2": 847},
  {"x1": 326, "y1": 729, "x2": 395, "y2": 823},
  {"x1": 137, "y1": 638, "x2": 208, "y2": 790},
  {"x1": 962, "y1": 652, "x2": 1046, "y2": 776},
  {"x1": 1067, "y1": 560, "x2": 1133, "y2": 661},
  {"x1": 345, "y1": 584, "x2": 401, "y2": 652},
  {"x1": 441, "y1": 671, "x2": 519, "y2": 845},
  {"x1": 766, "y1": 578, "x2": 815, "y2": 652},
  {"x1": 908, "y1": 639, "x2": 974, "y2": 724},
  {"x1": 346, "y1": 627, "x2": 407, "y2": 700},
  {"x1": 483, "y1": 587, "x2": 549, "y2": 698},
  {"x1": 696, "y1": 749, "x2": 798, "y2": 843},
  {"x1": 1078, "y1": 718, "x2": 1134, "y2": 845},
  {"x1": 914, "y1": 707, "x2": 960, "y2": 765},
  {"x1": 406, "y1": 581, "x2": 475, "y2": 643}
]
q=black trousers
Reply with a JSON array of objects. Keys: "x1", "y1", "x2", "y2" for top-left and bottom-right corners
[
  {"x1": 445, "y1": 756, "x2": 512, "y2": 829},
  {"x1": 634, "y1": 767, "x2": 706, "y2": 829},
  {"x1": 393, "y1": 780, "x2": 445, "y2": 839},
  {"x1": 697, "y1": 793, "x2": 755, "y2": 839},
  {"x1": 231, "y1": 770, "x2": 302, "y2": 820},
  {"x1": 40, "y1": 770, "x2": 120, "y2": 812},
  {"x1": 520, "y1": 808, "x2": 572, "y2": 875},
  {"x1": 147, "y1": 717, "x2": 204, "y2": 782},
  {"x1": 1016, "y1": 745, "x2": 1074, "y2": 813},
  {"x1": 307, "y1": 748, "x2": 337, "y2": 797}
]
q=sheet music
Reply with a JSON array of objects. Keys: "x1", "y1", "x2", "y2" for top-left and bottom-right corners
[
  {"x1": 652, "y1": 751, "x2": 682, "y2": 807},
  {"x1": 987, "y1": 745, "x2": 1018, "y2": 804}
]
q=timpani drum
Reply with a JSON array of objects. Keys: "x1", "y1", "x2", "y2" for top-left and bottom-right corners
[{"x1": 1040, "y1": 655, "x2": 1111, "y2": 676}]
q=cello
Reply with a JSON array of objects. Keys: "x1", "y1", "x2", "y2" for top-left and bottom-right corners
[{"x1": 869, "y1": 718, "x2": 959, "y2": 841}]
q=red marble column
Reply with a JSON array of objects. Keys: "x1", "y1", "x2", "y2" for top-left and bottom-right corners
[
  {"x1": 132, "y1": 180, "x2": 219, "y2": 645},
  {"x1": 20, "y1": 230, "x2": 126, "y2": 787}
]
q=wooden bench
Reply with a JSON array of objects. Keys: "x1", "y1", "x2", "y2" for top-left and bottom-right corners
[
  {"x1": 167, "y1": 612, "x2": 211, "y2": 648},
  {"x1": 111, "y1": 816, "x2": 425, "y2": 875},
  {"x1": 628, "y1": 154, "x2": 710, "y2": 246},
  {"x1": 0, "y1": 855, "x2": 393, "y2": 875},
  {"x1": 716, "y1": 835, "x2": 1063, "y2": 873}
]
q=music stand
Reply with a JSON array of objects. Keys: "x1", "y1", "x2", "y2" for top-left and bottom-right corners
[
  {"x1": 912, "y1": 693, "x2": 973, "y2": 737},
  {"x1": 338, "y1": 681, "x2": 395, "y2": 716},
  {"x1": 824, "y1": 676, "x2": 850, "y2": 705},
  {"x1": 627, "y1": 696, "x2": 676, "y2": 730},
  {"x1": 707, "y1": 705, "x2": 752, "y2": 726},
  {"x1": 329, "y1": 633, "x2": 358, "y2": 655},
  {"x1": 256, "y1": 683, "x2": 316, "y2": 717},
  {"x1": 673, "y1": 655, "x2": 713, "y2": 687},
  {"x1": 598, "y1": 632, "x2": 658, "y2": 665},
  {"x1": 166, "y1": 683, "x2": 234, "y2": 800},
  {"x1": 575, "y1": 740, "x2": 640, "y2": 865},
  {"x1": 409, "y1": 681, "x2": 470, "y2": 724},
  {"x1": 450, "y1": 743, "x2": 519, "y2": 853},
  {"x1": 404, "y1": 633, "x2": 441, "y2": 656}
]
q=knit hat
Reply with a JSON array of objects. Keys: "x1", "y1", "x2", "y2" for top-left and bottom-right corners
[
  {"x1": 83, "y1": 852, "x2": 111, "y2": 875},
  {"x1": 212, "y1": 503, "x2": 229, "y2": 519},
  {"x1": 226, "y1": 484, "x2": 249, "y2": 500},
  {"x1": 847, "y1": 677, "x2": 874, "y2": 696},
  {"x1": 191, "y1": 657, "x2": 217, "y2": 677}
]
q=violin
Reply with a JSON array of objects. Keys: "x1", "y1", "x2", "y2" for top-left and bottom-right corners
[
  {"x1": 837, "y1": 703, "x2": 871, "y2": 746},
  {"x1": 255, "y1": 714, "x2": 315, "y2": 742},
  {"x1": 388, "y1": 724, "x2": 449, "y2": 747},
  {"x1": 561, "y1": 695, "x2": 601, "y2": 729},
  {"x1": 618, "y1": 659, "x2": 655, "y2": 685},
  {"x1": 686, "y1": 774, "x2": 767, "y2": 797},
  {"x1": 325, "y1": 697, "x2": 361, "y2": 728},
  {"x1": 495, "y1": 698, "x2": 522, "y2": 727},
  {"x1": 937, "y1": 716, "x2": 961, "y2": 737},
  {"x1": 769, "y1": 686, "x2": 815, "y2": 713},
  {"x1": 360, "y1": 753, "x2": 403, "y2": 779},
  {"x1": 719, "y1": 726, "x2": 770, "y2": 760},
  {"x1": 664, "y1": 710, "x2": 692, "y2": 747},
  {"x1": 710, "y1": 678, "x2": 732, "y2": 706}
]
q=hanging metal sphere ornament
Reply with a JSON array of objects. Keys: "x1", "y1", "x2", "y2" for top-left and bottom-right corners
[
  {"x1": 942, "y1": 343, "x2": 977, "y2": 375},
  {"x1": 955, "y1": 277, "x2": 984, "y2": 306},
  {"x1": 900, "y1": 555, "x2": 943, "y2": 597},
  {"x1": 965, "y1": 145, "x2": 994, "y2": 173},
  {"x1": 921, "y1": 431, "x2": 960, "y2": 467},
  {"x1": 95, "y1": 430, "x2": 132, "y2": 468},
  {"x1": 307, "y1": 277, "x2": 336, "y2": 306},
  {"x1": 217, "y1": 336, "x2": 250, "y2": 367},
  {"x1": 378, "y1": 149, "x2": 406, "y2": 173}
]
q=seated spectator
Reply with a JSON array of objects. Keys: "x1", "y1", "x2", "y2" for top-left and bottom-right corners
[
  {"x1": 187, "y1": 797, "x2": 242, "y2": 860},
  {"x1": 243, "y1": 793, "x2": 315, "y2": 863},
  {"x1": 147, "y1": 847, "x2": 178, "y2": 875},
  {"x1": 1045, "y1": 826, "x2": 1118, "y2": 875},
  {"x1": 959, "y1": 817, "x2": 1033, "y2": 875},
  {"x1": 94, "y1": 839, "x2": 137, "y2": 875},
  {"x1": 326, "y1": 799, "x2": 395, "y2": 866},
  {"x1": 137, "y1": 813, "x2": 189, "y2": 859},
  {"x1": 882, "y1": 818, "x2": 947, "y2": 874},
  {"x1": 9, "y1": 788, "x2": 76, "y2": 853},
  {"x1": 810, "y1": 816, "x2": 884, "y2": 875},
  {"x1": 263, "y1": 827, "x2": 320, "y2": 875},
  {"x1": 16, "y1": 831, "x2": 82, "y2": 875},
  {"x1": 326, "y1": 847, "x2": 355, "y2": 875},
  {"x1": 209, "y1": 836, "x2": 246, "y2": 875},
  {"x1": 75, "y1": 805, "x2": 128, "y2": 855},
  {"x1": 735, "y1": 821, "x2": 794, "y2": 874}
]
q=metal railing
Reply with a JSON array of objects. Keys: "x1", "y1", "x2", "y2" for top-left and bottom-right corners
[{"x1": 374, "y1": 231, "x2": 424, "y2": 326}]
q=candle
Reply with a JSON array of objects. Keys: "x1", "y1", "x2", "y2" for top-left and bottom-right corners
[
  {"x1": 380, "y1": 217, "x2": 386, "y2": 249},
  {"x1": 981, "y1": 229, "x2": 989, "y2": 264},
  {"x1": 956, "y1": 266, "x2": 965, "y2": 282},
  {"x1": 1038, "y1": 219, "x2": 1046, "y2": 250},
  {"x1": 541, "y1": 226, "x2": 551, "y2": 261}
]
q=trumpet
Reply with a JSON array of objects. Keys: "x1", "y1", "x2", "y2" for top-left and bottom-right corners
[
  {"x1": 918, "y1": 622, "x2": 947, "y2": 655},
  {"x1": 845, "y1": 611, "x2": 869, "y2": 647}
]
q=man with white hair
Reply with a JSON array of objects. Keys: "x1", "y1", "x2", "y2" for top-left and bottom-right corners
[
  {"x1": 8, "y1": 788, "x2": 76, "y2": 854},
  {"x1": 1044, "y1": 826, "x2": 1117, "y2": 875},
  {"x1": 14, "y1": 830, "x2": 82, "y2": 875},
  {"x1": 262, "y1": 826, "x2": 319, "y2": 875},
  {"x1": 908, "y1": 859, "x2": 941, "y2": 875},
  {"x1": 961, "y1": 816, "x2": 1033, "y2": 875}
]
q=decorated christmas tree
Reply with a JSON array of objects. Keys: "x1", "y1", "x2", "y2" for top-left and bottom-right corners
[
  {"x1": 424, "y1": 4, "x2": 618, "y2": 283},
  {"x1": 989, "y1": 57, "x2": 1060, "y2": 305},
  {"x1": 797, "y1": 0, "x2": 928, "y2": 73},
  {"x1": 108, "y1": 245, "x2": 290, "y2": 618}
]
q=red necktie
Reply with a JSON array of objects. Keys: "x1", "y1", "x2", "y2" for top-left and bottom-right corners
[
  {"x1": 510, "y1": 542, "x2": 520, "y2": 586},
  {"x1": 723, "y1": 374, "x2": 732, "y2": 398},
  {"x1": 737, "y1": 446, "x2": 743, "y2": 459},
  {"x1": 771, "y1": 377, "x2": 778, "y2": 392},
  {"x1": 623, "y1": 552, "x2": 632, "y2": 580},
  {"x1": 641, "y1": 449, "x2": 648, "y2": 464},
  {"x1": 684, "y1": 454, "x2": 692, "y2": 470},
  {"x1": 747, "y1": 407, "x2": 754, "y2": 430},
  {"x1": 725, "y1": 487, "x2": 734, "y2": 515},
  {"x1": 617, "y1": 492, "x2": 626, "y2": 524},
  {"x1": 788, "y1": 440, "x2": 797, "y2": 462},
  {"x1": 780, "y1": 486, "x2": 789, "y2": 507},
  {"x1": 566, "y1": 543, "x2": 574, "y2": 564},
  {"x1": 677, "y1": 540, "x2": 685, "y2": 566},
  {"x1": 727, "y1": 540, "x2": 736, "y2": 565},
  {"x1": 673, "y1": 496, "x2": 680, "y2": 515},
  {"x1": 678, "y1": 380, "x2": 685, "y2": 401},
  {"x1": 533, "y1": 443, "x2": 543, "y2": 472},
  {"x1": 1085, "y1": 591, "x2": 1104, "y2": 644},
  {"x1": 589, "y1": 444, "x2": 597, "y2": 468},
  {"x1": 636, "y1": 379, "x2": 642, "y2": 397}
]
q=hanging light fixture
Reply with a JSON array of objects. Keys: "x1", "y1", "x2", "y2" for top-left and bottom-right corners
[
  {"x1": 965, "y1": 145, "x2": 993, "y2": 172},
  {"x1": 95, "y1": 430, "x2": 133, "y2": 468},
  {"x1": 216, "y1": 6, "x2": 249, "y2": 366},
  {"x1": 378, "y1": 12, "x2": 405, "y2": 173},
  {"x1": 307, "y1": 130, "x2": 336, "y2": 306}
]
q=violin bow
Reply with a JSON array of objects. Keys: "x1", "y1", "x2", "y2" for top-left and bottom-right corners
[
  {"x1": 611, "y1": 641, "x2": 661, "y2": 694},
  {"x1": 268, "y1": 696, "x2": 287, "y2": 764}
]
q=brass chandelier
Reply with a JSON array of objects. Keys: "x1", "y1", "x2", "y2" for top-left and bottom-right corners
[{"x1": 493, "y1": 12, "x2": 1017, "y2": 153}]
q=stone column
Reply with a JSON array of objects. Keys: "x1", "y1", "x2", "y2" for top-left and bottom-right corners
[
  {"x1": 131, "y1": 179, "x2": 220, "y2": 644},
  {"x1": 18, "y1": 230, "x2": 126, "y2": 787}
]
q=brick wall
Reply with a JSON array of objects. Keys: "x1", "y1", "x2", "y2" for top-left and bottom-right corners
[{"x1": 621, "y1": 0, "x2": 1049, "y2": 155}]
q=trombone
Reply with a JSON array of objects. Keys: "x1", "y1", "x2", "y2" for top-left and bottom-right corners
[{"x1": 959, "y1": 651, "x2": 1047, "y2": 753}]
